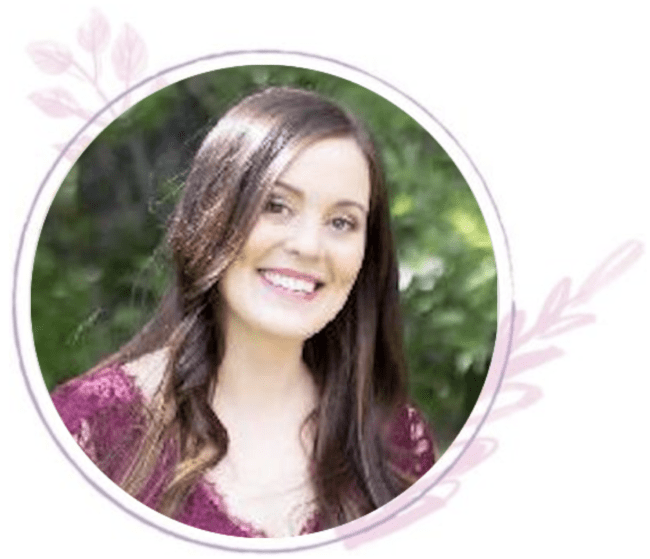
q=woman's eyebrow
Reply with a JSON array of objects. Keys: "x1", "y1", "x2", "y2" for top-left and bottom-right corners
[
  {"x1": 333, "y1": 200, "x2": 369, "y2": 215},
  {"x1": 274, "y1": 180, "x2": 303, "y2": 197},
  {"x1": 274, "y1": 180, "x2": 369, "y2": 215}
]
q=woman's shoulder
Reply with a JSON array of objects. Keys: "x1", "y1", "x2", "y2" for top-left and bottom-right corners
[
  {"x1": 51, "y1": 346, "x2": 170, "y2": 413},
  {"x1": 50, "y1": 362, "x2": 147, "y2": 471},
  {"x1": 51, "y1": 362, "x2": 140, "y2": 425},
  {"x1": 50, "y1": 349, "x2": 170, "y2": 459},
  {"x1": 122, "y1": 347, "x2": 170, "y2": 402},
  {"x1": 49, "y1": 349, "x2": 175, "y2": 489},
  {"x1": 385, "y1": 403, "x2": 438, "y2": 479}
]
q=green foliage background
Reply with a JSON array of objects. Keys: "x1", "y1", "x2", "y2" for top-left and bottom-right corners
[{"x1": 32, "y1": 66, "x2": 497, "y2": 451}]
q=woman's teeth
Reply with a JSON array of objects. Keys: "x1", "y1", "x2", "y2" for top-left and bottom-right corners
[{"x1": 262, "y1": 271, "x2": 317, "y2": 293}]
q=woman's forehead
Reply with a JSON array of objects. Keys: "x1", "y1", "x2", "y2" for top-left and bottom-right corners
[{"x1": 277, "y1": 137, "x2": 371, "y2": 209}]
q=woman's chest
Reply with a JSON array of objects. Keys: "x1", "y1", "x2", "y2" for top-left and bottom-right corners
[{"x1": 201, "y1": 427, "x2": 317, "y2": 537}]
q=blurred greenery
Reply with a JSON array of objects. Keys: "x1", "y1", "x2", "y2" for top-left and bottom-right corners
[{"x1": 32, "y1": 66, "x2": 497, "y2": 451}]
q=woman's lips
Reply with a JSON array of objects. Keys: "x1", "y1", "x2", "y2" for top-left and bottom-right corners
[
  {"x1": 258, "y1": 268, "x2": 324, "y2": 301},
  {"x1": 260, "y1": 267, "x2": 324, "y2": 283}
]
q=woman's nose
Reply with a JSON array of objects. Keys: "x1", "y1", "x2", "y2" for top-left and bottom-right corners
[{"x1": 284, "y1": 215, "x2": 323, "y2": 259}]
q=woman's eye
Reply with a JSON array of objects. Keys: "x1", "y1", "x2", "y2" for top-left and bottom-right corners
[
  {"x1": 330, "y1": 216, "x2": 357, "y2": 232},
  {"x1": 263, "y1": 197, "x2": 290, "y2": 215}
]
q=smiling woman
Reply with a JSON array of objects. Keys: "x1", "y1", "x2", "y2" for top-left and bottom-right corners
[{"x1": 46, "y1": 85, "x2": 438, "y2": 537}]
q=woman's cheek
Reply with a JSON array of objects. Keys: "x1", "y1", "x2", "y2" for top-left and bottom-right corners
[
  {"x1": 339, "y1": 240, "x2": 366, "y2": 283},
  {"x1": 247, "y1": 219, "x2": 277, "y2": 246}
]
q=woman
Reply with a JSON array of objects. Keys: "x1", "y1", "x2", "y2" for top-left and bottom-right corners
[{"x1": 52, "y1": 86, "x2": 437, "y2": 538}]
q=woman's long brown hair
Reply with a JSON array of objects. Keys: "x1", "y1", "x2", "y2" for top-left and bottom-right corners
[{"x1": 100, "y1": 87, "x2": 412, "y2": 528}]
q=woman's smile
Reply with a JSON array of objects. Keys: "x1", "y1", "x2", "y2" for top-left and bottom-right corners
[
  {"x1": 258, "y1": 268, "x2": 324, "y2": 300},
  {"x1": 219, "y1": 136, "x2": 371, "y2": 340}
]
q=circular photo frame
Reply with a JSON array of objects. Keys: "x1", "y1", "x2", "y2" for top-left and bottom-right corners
[{"x1": 15, "y1": 51, "x2": 513, "y2": 551}]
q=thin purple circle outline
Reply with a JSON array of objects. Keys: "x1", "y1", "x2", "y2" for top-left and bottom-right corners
[{"x1": 13, "y1": 50, "x2": 515, "y2": 552}]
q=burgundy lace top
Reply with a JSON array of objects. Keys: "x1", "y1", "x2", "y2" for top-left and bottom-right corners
[{"x1": 51, "y1": 363, "x2": 435, "y2": 537}]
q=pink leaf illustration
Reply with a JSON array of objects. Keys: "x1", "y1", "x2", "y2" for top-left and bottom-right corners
[
  {"x1": 570, "y1": 241, "x2": 645, "y2": 306},
  {"x1": 111, "y1": 24, "x2": 147, "y2": 84},
  {"x1": 497, "y1": 310, "x2": 528, "y2": 350},
  {"x1": 538, "y1": 313, "x2": 596, "y2": 338},
  {"x1": 509, "y1": 309, "x2": 536, "y2": 348},
  {"x1": 534, "y1": 277, "x2": 572, "y2": 334},
  {"x1": 26, "y1": 41, "x2": 73, "y2": 75},
  {"x1": 483, "y1": 382, "x2": 544, "y2": 424},
  {"x1": 468, "y1": 380, "x2": 545, "y2": 427},
  {"x1": 506, "y1": 347, "x2": 564, "y2": 377},
  {"x1": 77, "y1": 8, "x2": 110, "y2": 52},
  {"x1": 29, "y1": 88, "x2": 83, "y2": 118}
]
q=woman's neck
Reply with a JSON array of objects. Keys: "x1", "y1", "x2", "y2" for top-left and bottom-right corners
[{"x1": 213, "y1": 310, "x2": 315, "y2": 414}]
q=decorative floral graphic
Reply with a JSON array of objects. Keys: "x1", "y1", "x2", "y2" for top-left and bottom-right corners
[
  {"x1": 26, "y1": 9, "x2": 163, "y2": 161},
  {"x1": 341, "y1": 240, "x2": 644, "y2": 547}
]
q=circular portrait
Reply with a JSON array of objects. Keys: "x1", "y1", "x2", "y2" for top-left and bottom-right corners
[{"x1": 31, "y1": 65, "x2": 498, "y2": 539}]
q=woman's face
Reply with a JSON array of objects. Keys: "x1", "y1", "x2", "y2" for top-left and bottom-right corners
[{"x1": 219, "y1": 136, "x2": 371, "y2": 341}]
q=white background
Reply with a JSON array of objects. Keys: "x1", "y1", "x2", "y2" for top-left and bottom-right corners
[{"x1": 3, "y1": 1, "x2": 649, "y2": 557}]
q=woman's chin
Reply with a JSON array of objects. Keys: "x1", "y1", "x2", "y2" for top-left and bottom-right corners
[{"x1": 244, "y1": 317, "x2": 323, "y2": 344}]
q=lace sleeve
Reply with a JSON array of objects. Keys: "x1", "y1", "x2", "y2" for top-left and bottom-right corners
[
  {"x1": 50, "y1": 364, "x2": 147, "y2": 481},
  {"x1": 387, "y1": 404, "x2": 437, "y2": 480}
]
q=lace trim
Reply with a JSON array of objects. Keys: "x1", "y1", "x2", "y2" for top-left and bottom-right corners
[
  {"x1": 199, "y1": 478, "x2": 271, "y2": 538},
  {"x1": 199, "y1": 477, "x2": 320, "y2": 538}
]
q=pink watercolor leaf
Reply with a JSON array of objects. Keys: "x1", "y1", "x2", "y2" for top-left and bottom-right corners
[
  {"x1": 77, "y1": 8, "x2": 110, "y2": 53},
  {"x1": 111, "y1": 24, "x2": 147, "y2": 84},
  {"x1": 498, "y1": 310, "x2": 527, "y2": 350},
  {"x1": 570, "y1": 241, "x2": 645, "y2": 307},
  {"x1": 538, "y1": 313, "x2": 596, "y2": 338},
  {"x1": 29, "y1": 88, "x2": 83, "y2": 118},
  {"x1": 510, "y1": 309, "x2": 538, "y2": 349},
  {"x1": 506, "y1": 347, "x2": 564, "y2": 377},
  {"x1": 534, "y1": 277, "x2": 572, "y2": 334},
  {"x1": 470, "y1": 376, "x2": 549, "y2": 427},
  {"x1": 483, "y1": 382, "x2": 544, "y2": 424},
  {"x1": 26, "y1": 41, "x2": 73, "y2": 75}
]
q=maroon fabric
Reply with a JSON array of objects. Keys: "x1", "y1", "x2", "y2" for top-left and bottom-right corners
[{"x1": 51, "y1": 364, "x2": 435, "y2": 537}]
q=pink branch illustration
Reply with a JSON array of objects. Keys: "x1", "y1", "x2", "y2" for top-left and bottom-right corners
[
  {"x1": 341, "y1": 240, "x2": 644, "y2": 548},
  {"x1": 26, "y1": 10, "x2": 160, "y2": 162}
]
